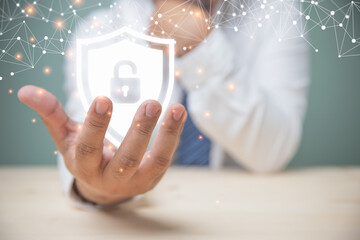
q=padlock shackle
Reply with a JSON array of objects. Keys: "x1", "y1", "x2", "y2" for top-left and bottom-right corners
[{"x1": 113, "y1": 60, "x2": 137, "y2": 76}]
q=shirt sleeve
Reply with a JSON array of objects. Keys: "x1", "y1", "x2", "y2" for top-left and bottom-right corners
[{"x1": 175, "y1": 6, "x2": 310, "y2": 173}]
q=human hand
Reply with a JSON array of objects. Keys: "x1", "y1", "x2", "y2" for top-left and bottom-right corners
[
  {"x1": 18, "y1": 85, "x2": 187, "y2": 205},
  {"x1": 150, "y1": 0, "x2": 212, "y2": 56}
]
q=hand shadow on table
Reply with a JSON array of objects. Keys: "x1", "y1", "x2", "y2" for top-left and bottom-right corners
[{"x1": 94, "y1": 196, "x2": 194, "y2": 235}]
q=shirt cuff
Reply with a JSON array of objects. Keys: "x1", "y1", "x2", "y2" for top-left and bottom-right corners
[
  {"x1": 70, "y1": 179, "x2": 138, "y2": 210},
  {"x1": 175, "y1": 29, "x2": 235, "y2": 92}
]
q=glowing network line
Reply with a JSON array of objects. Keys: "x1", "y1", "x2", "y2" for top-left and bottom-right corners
[{"x1": 0, "y1": 0, "x2": 359, "y2": 82}]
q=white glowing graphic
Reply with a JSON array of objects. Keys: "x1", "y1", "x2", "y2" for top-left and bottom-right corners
[{"x1": 76, "y1": 27, "x2": 175, "y2": 146}]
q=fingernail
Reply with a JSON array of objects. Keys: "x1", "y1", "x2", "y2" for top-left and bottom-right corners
[
  {"x1": 146, "y1": 103, "x2": 161, "y2": 117},
  {"x1": 95, "y1": 98, "x2": 109, "y2": 115},
  {"x1": 172, "y1": 108, "x2": 184, "y2": 121}
]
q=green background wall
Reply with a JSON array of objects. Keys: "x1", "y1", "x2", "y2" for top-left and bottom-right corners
[{"x1": 0, "y1": 1, "x2": 359, "y2": 167}]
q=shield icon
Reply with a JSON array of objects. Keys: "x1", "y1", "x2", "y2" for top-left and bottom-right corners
[{"x1": 76, "y1": 27, "x2": 175, "y2": 147}]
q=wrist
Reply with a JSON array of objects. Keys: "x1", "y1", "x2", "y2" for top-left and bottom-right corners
[{"x1": 73, "y1": 179, "x2": 130, "y2": 206}]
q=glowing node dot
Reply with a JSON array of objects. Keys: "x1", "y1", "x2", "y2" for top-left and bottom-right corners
[
  {"x1": 147, "y1": 154, "x2": 151, "y2": 159},
  {"x1": 204, "y1": 111, "x2": 211, "y2": 118},
  {"x1": 25, "y1": 5, "x2": 36, "y2": 15},
  {"x1": 43, "y1": 67, "x2": 51, "y2": 75},
  {"x1": 119, "y1": 168, "x2": 124, "y2": 173},
  {"x1": 31, "y1": 118, "x2": 36, "y2": 123},
  {"x1": 157, "y1": 13, "x2": 162, "y2": 18},
  {"x1": 0, "y1": 76, "x2": 2, "y2": 80},
  {"x1": 15, "y1": 53, "x2": 23, "y2": 60},
  {"x1": 29, "y1": 37, "x2": 35, "y2": 42},
  {"x1": 107, "y1": 111, "x2": 112, "y2": 116},
  {"x1": 54, "y1": 150, "x2": 58, "y2": 155},
  {"x1": 227, "y1": 83, "x2": 236, "y2": 91},
  {"x1": 55, "y1": 19, "x2": 65, "y2": 29},
  {"x1": 197, "y1": 68, "x2": 203, "y2": 74},
  {"x1": 8, "y1": 89, "x2": 13, "y2": 94},
  {"x1": 42, "y1": 50, "x2": 46, "y2": 54},
  {"x1": 215, "y1": 200, "x2": 220, "y2": 204},
  {"x1": 66, "y1": 50, "x2": 74, "y2": 58},
  {"x1": 352, "y1": 39, "x2": 356, "y2": 43},
  {"x1": 175, "y1": 71, "x2": 181, "y2": 78},
  {"x1": 73, "y1": 0, "x2": 83, "y2": 6},
  {"x1": 321, "y1": 25, "x2": 326, "y2": 30},
  {"x1": 44, "y1": 36, "x2": 48, "y2": 40},
  {"x1": 38, "y1": 90, "x2": 43, "y2": 95},
  {"x1": 198, "y1": 135, "x2": 203, "y2": 140},
  {"x1": 136, "y1": 123, "x2": 141, "y2": 127},
  {"x1": 10, "y1": 72, "x2": 14, "y2": 76},
  {"x1": 77, "y1": 124, "x2": 82, "y2": 129},
  {"x1": 330, "y1": 11, "x2": 335, "y2": 16},
  {"x1": 17, "y1": 36, "x2": 21, "y2": 40}
]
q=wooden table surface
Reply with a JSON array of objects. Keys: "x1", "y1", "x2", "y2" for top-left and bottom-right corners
[{"x1": 0, "y1": 167, "x2": 359, "y2": 240}]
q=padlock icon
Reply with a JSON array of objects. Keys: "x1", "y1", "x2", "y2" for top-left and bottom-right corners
[{"x1": 111, "y1": 60, "x2": 141, "y2": 103}]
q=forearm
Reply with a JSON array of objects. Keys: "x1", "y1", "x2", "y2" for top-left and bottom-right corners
[
  {"x1": 187, "y1": 84, "x2": 303, "y2": 172},
  {"x1": 176, "y1": 26, "x2": 309, "y2": 172}
]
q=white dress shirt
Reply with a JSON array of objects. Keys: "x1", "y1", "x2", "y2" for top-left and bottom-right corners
[{"x1": 58, "y1": 0, "x2": 310, "y2": 208}]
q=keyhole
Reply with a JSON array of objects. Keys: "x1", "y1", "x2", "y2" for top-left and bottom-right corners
[{"x1": 122, "y1": 85, "x2": 129, "y2": 97}]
